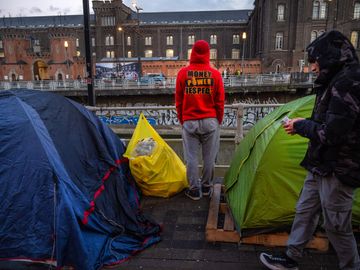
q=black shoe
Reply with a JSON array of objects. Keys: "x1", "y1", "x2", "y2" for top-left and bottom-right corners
[
  {"x1": 184, "y1": 188, "x2": 201, "y2": 200},
  {"x1": 260, "y1": 252, "x2": 298, "y2": 270},
  {"x1": 202, "y1": 185, "x2": 213, "y2": 197}
]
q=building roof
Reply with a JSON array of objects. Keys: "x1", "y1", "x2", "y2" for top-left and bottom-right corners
[
  {"x1": 0, "y1": 9, "x2": 251, "y2": 28},
  {"x1": 0, "y1": 15, "x2": 94, "y2": 28},
  {"x1": 136, "y1": 10, "x2": 251, "y2": 25}
]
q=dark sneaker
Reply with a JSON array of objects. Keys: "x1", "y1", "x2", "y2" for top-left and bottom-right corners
[
  {"x1": 184, "y1": 188, "x2": 201, "y2": 200},
  {"x1": 202, "y1": 185, "x2": 213, "y2": 197},
  {"x1": 260, "y1": 252, "x2": 299, "y2": 270}
]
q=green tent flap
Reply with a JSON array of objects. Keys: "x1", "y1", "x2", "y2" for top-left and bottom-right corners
[{"x1": 225, "y1": 95, "x2": 360, "y2": 231}]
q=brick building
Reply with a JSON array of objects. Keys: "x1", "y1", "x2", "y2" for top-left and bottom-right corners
[
  {"x1": 0, "y1": 0, "x2": 359, "y2": 80},
  {"x1": 248, "y1": 0, "x2": 360, "y2": 72}
]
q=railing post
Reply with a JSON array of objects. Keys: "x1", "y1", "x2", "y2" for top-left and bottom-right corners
[{"x1": 235, "y1": 104, "x2": 244, "y2": 144}]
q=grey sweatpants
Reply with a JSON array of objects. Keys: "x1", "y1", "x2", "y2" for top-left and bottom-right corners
[
  {"x1": 182, "y1": 118, "x2": 220, "y2": 190},
  {"x1": 286, "y1": 172, "x2": 360, "y2": 270}
]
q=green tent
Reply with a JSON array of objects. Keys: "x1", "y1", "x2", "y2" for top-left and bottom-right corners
[{"x1": 224, "y1": 95, "x2": 360, "y2": 232}]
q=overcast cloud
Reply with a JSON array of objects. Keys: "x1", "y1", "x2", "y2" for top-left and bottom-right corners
[{"x1": 0, "y1": 0, "x2": 254, "y2": 17}]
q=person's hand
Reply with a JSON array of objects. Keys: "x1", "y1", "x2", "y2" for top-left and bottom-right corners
[{"x1": 283, "y1": 118, "x2": 305, "y2": 135}]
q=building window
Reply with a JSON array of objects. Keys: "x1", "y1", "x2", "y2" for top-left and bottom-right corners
[
  {"x1": 105, "y1": 35, "x2": 114, "y2": 46},
  {"x1": 311, "y1": 30, "x2": 318, "y2": 42},
  {"x1": 187, "y1": 49, "x2": 192, "y2": 59},
  {"x1": 233, "y1": 34, "x2": 240, "y2": 44},
  {"x1": 351, "y1": 31, "x2": 359, "y2": 48},
  {"x1": 76, "y1": 50, "x2": 81, "y2": 57},
  {"x1": 0, "y1": 40, "x2": 3, "y2": 49},
  {"x1": 354, "y1": 3, "x2": 360, "y2": 19},
  {"x1": 312, "y1": 1, "x2": 327, "y2": 20},
  {"x1": 106, "y1": 51, "x2": 115, "y2": 58},
  {"x1": 166, "y1": 49, "x2": 174, "y2": 58},
  {"x1": 92, "y1": 52, "x2": 96, "y2": 57},
  {"x1": 166, "y1": 35, "x2": 173, "y2": 45},
  {"x1": 145, "y1": 50, "x2": 153, "y2": 58},
  {"x1": 312, "y1": 30, "x2": 325, "y2": 42},
  {"x1": 232, "y1": 49, "x2": 240, "y2": 59},
  {"x1": 127, "y1": 36, "x2": 131, "y2": 46},
  {"x1": 127, "y1": 51, "x2": 132, "y2": 58},
  {"x1": 188, "y1": 35, "x2": 195, "y2": 45},
  {"x1": 277, "y1": 4, "x2": 285, "y2": 21},
  {"x1": 275, "y1": 32, "x2": 284, "y2": 50},
  {"x1": 145, "y1": 36, "x2": 152, "y2": 46},
  {"x1": 210, "y1": 35, "x2": 217, "y2": 45},
  {"x1": 76, "y1": 38, "x2": 79, "y2": 48},
  {"x1": 210, "y1": 49, "x2": 217, "y2": 60},
  {"x1": 101, "y1": 16, "x2": 115, "y2": 26},
  {"x1": 91, "y1": 38, "x2": 95, "y2": 47},
  {"x1": 0, "y1": 52, "x2": 4, "y2": 58}
]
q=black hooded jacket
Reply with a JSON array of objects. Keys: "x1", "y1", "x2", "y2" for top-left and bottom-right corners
[{"x1": 294, "y1": 30, "x2": 360, "y2": 187}]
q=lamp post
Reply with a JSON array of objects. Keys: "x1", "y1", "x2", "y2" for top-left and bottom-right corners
[
  {"x1": 64, "y1": 40, "x2": 70, "y2": 79},
  {"x1": 118, "y1": 26, "x2": 125, "y2": 75},
  {"x1": 241, "y1": 32, "x2": 247, "y2": 77},
  {"x1": 326, "y1": 0, "x2": 339, "y2": 30},
  {"x1": 132, "y1": 1, "x2": 143, "y2": 82}
]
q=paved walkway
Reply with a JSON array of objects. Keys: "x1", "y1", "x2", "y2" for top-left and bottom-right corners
[
  {"x1": 111, "y1": 191, "x2": 340, "y2": 270},
  {"x1": 0, "y1": 190, "x2": 343, "y2": 270}
]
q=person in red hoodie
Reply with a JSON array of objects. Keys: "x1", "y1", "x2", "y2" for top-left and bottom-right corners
[{"x1": 175, "y1": 40, "x2": 225, "y2": 200}]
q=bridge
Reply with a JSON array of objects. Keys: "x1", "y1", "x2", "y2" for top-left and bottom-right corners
[{"x1": 0, "y1": 73, "x2": 314, "y2": 91}]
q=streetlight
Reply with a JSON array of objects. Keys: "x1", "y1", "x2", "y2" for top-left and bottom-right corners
[
  {"x1": 132, "y1": 1, "x2": 143, "y2": 82},
  {"x1": 325, "y1": 0, "x2": 339, "y2": 30},
  {"x1": 118, "y1": 26, "x2": 125, "y2": 75},
  {"x1": 64, "y1": 40, "x2": 70, "y2": 79},
  {"x1": 241, "y1": 32, "x2": 247, "y2": 77}
]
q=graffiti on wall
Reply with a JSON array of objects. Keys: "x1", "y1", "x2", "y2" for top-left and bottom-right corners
[{"x1": 95, "y1": 97, "x2": 279, "y2": 128}]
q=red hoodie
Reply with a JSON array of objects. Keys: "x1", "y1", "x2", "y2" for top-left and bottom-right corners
[{"x1": 175, "y1": 40, "x2": 225, "y2": 125}]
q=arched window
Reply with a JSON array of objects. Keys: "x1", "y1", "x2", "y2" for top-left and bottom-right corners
[
  {"x1": 277, "y1": 4, "x2": 285, "y2": 21},
  {"x1": 233, "y1": 34, "x2": 240, "y2": 44},
  {"x1": 188, "y1": 35, "x2": 195, "y2": 45},
  {"x1": 354, "y1": 3, "x2": 360, "y2": 19},
  {"x1": 311, "y1": 30, "x2": 318, "y2": 42},
  {"x1": 210, "y1": 35, "x2": 217, "y2": 45},
  {"x1": 351, "y1": 31, "x2": 359, "y2": 49},
  {"x1": 166, "y1": 35, "x2": 173, "y2": 45},
  {"x1": 145, "y1": 36, "x2": 152, "y2": 46},
  {"x1": 105, "y1": 35, "x2": 114, "y2": 46}
]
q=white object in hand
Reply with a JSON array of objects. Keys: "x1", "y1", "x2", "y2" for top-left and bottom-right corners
[{"x1": 281, "y1": 116, "x2": 291, "y2": 125}]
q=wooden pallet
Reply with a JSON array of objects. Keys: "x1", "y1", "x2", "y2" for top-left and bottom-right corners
[{"x1": 205, "y1": 183, "x2": 329, "y2": 252}]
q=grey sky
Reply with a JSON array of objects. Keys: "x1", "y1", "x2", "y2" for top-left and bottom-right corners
[{"x1": 0, "y1": 0, "x2": 254, "y2": 17}]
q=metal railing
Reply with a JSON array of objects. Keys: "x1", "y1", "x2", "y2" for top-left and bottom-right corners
[
  {"x1": 0, "y1": 73, "x2": 315, "y2": 91},
  {"x1": 87, "y1": 102, "x2": 283, "y2": 144}
]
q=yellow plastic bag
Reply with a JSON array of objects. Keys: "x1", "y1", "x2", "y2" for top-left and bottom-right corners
[{"x1": 124, "y1": 113, "x2": 188, "y2": 197}]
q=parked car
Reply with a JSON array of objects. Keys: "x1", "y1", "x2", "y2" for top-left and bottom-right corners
[{"x1": 140, "y1": 73, "x2": 166, "y2": 86}]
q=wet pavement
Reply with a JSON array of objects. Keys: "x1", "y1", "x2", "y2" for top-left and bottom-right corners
[
  {"x1": 110, "y1": 191, "x2": 340, "y2": 270},
  {"x1": 0, "y1": 190, "x2": 342, "y2": 270}
]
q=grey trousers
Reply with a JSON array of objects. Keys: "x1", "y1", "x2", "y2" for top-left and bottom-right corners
[
  {"x1": 286, "y1": 172, "x2": 360, "y2": 270},
  {"x1": 182, "y1": 118, "x2": 220, "y2": 190}
]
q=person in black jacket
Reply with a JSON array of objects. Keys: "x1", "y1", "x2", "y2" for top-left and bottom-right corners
[{"x1": 260, "y1": 30, "x2": 360, "y2": 270}]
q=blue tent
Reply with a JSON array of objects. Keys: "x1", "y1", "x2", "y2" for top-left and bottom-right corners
[{"x1": 0, "y1": 89, "x2": 161, "y2": 269}]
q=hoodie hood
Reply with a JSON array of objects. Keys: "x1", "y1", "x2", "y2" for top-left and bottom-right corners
[
  {"x1": 190, "y1": 40, "x2": 210, "y2": 65},
  {"x1": 306, "y1": 30, "x2": 359, "y2": 85}
]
